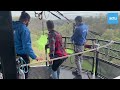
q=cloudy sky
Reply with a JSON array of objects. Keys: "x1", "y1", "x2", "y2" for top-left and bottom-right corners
[{"x1": 11, "y1": 11, "x2": 120, "y2": 20}]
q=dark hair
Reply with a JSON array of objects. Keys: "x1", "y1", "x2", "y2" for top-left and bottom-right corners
[
  {"x1": 19, "y1": 11, "x2": 31, "y2": 21},
  {"x1": 46, "y1": 20, "x2": 54, "y2": 29},
  {"x1": 75, "y1": 16, "x2": 82, "y2": 22}
]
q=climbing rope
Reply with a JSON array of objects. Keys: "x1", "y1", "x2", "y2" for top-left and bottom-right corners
[
  {"x1": 20, "y1": 40, "x2": 115, "y2": 67},
  {"x1": 16, "y1": 57, "x2": 29, "y2": 73}
]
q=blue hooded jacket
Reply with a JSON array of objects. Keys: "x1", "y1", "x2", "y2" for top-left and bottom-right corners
[
  {"x1": 12, "y1": 21, "x2": 37, "y2": 59},
  {"x1": 71, "y1": 23, "x2": 88, "y2": 46}
]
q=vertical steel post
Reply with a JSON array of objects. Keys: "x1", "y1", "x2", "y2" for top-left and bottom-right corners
[{"x1": 0, "y1": 11, "x2": 17, "y2": 79}]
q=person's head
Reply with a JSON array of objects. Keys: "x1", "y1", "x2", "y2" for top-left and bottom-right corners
[
  {"x1": 46, "y1": 20, "x2": 54, "y2": 31},
  {"x1": 75, "y1": 16, "x2": 82, "y2": 26},
  {"x1": 19, "y1": 11, "x2": 31, "y2": 27}
]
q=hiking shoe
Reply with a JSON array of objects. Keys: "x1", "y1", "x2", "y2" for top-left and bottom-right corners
[
  {"x1": 72, "y1": 70, "x2": 78, "y2": 76},
  {"x1": 73, "y1": 75, "x2": 82, "y2": 79}
]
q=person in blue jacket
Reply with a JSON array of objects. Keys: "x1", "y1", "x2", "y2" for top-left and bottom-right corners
[
  {"x1": 71, "y1": 16, "x2": 88, "y2": 79},
  {"x1": 13, "y1": 11, "x2": 42, "y2": 79}
]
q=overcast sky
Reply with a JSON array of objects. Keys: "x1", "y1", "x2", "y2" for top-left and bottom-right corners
[{"x1": 11, "y1": 11, "x2": 120, "y2": 20}]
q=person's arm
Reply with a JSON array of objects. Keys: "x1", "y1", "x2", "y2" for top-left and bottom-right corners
[
  {"x1": 83, "y1": 25, "x2": 89, "y2": 45},
  {"x1": 48, "y1": 32, "x2": 56, "y2": 59},
  {"x1": 71, "y1": 28, "x2": 79, "y2": 43},
  {"x1": 45, "y1": 37, "x2": 50, "y2": 49},
  {"x1": 21, "y1": 26, "x2": 37, "y2": 60}
]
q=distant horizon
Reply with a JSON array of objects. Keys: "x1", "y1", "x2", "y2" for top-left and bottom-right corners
[{"x1": 11, "y1": 11, "x2": 120, "y2": 20}]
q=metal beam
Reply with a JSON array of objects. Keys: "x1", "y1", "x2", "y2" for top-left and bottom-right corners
[{"x1": 0, "y1": 11, "x2": 17, "y2": 79}]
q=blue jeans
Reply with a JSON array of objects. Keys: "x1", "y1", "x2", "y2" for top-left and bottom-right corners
[{"x1": 49, "y1": 66, "x2": 60, "y2": 79}]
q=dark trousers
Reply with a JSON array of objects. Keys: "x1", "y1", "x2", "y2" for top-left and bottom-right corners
[
  {"x1": 51, "y1": 54, "x2": 66, "y2": 71},
  {"x1": 17, "y1": 54, "x2": 30, "y2": 79}
]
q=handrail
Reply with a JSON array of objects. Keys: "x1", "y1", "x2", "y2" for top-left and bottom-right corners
[
  {"x1": 98, "y1": 52, "x2": 120, "y2": 60},
  {"x1": 98, "y1": 58, "x2": 120, "y2": 68},
  {"x1": 98, "y1": 39, "x2": 120, "y2": 44},
  {"x1": 103, "y1": 47, "x2": 120, "y2": 52},
  {"x1": 62, "y1": 36, "x2": 97, "y2": 41},
  {"x1": 62, "y1": 36, "x2": 120, "y2": 44},
  {"x1": 62, "y1": 37, "x2": 120, "y2": 79}
]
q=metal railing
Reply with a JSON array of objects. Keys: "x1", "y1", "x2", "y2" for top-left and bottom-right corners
[{"x1": 62, "y1": 37, "x2": 120, "y2": 79}]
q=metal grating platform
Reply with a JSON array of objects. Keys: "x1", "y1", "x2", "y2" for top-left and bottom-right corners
[{"x1": 28, "y1": 65, "x2": 93, "y2": 79}]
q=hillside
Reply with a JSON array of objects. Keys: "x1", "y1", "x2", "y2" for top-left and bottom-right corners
[
  {"x1": 11, "y1": 14, "x2": 120, "y2": 78},
  {"x1": 12, "y1": 16, "x2": 120, "y2": 59}
]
